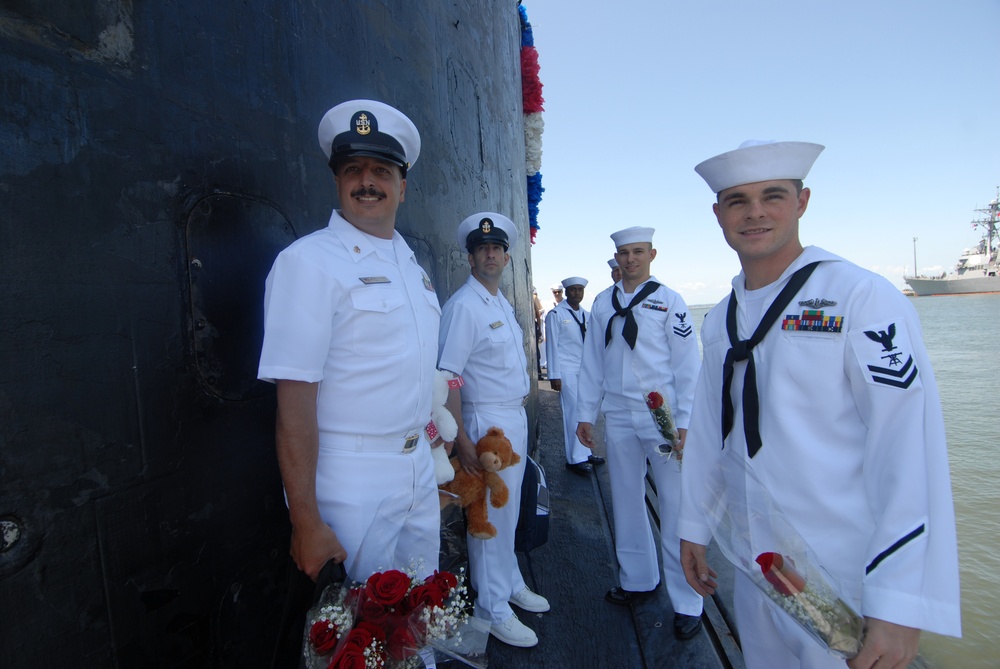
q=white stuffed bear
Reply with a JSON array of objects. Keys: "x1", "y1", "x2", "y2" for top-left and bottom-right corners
[{"x1": 425, "y1": 369, "x2": 459, "y2": 484}]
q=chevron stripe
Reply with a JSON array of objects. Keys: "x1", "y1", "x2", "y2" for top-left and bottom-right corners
[{"x1": 867, "y1": 355, "x2": 913, "y2": 377}]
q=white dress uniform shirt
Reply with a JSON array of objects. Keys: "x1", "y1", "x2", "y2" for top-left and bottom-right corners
[
  {"x1": 438, "y1": 275, "x2": 531, "y2": 624},
  {"x1": 577, "y1": 277, "x2": 703, "y2": 615},
  {"x1": 544, "y1": 301, "x2": 591, "y2": 465},
  {"x1": 679, "y1": 246, "x2": 961, "y2": 666},
  {"x1": 258, "y1": 209, "x2": 442, "y2": 579}
]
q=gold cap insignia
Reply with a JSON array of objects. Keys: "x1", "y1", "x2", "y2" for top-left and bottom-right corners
[
  {"x1": 354, "y1": 112, "x2": 372, "y2": 136},
  {"x1": 479, "y1": 217, "x2": 493, "y2": 234}
]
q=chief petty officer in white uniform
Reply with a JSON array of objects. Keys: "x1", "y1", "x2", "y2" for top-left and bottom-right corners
[
  {"x1": 258, "y1": 100, "x2": 442, "y2": 583},
  {"x1": 544, "y1": 276, "x2": 603, "y2": 475},
  {"x1": 438, "y1": 212, "x2": 550, "y2": 648},
  {"x1": 678, "y1": 141, "x2": 961, "y2": 669},
  {"x1": 576, "y1": 226, "x2": 705, "y2": 641}
]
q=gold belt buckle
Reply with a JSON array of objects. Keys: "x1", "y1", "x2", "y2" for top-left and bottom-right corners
[{"x1": 402, "y1": 434, "x2": 419, "y2": 453}]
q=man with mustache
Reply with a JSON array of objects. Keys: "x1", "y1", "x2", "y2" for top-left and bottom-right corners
[
  {"x1": 576, "y1": 226, "x2": 705, "y2": 641},
  {"x1": 258, "y1": 100, "x2": 442, "y2": 585},
  {"x1": 438, "y1": 212, "x2": 549, "y2": 648}
]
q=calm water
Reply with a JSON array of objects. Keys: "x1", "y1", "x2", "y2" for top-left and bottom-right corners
[{"x1": 690, "y1": 294, "x2": 1000, "y2": 669}]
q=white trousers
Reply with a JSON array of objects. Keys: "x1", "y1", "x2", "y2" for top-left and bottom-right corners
[
  {"x1": 734, "y1": 570, "x2": 848, "y2": 669},
  {"x1": 603, "y1": 409, "x2": 703, "y2": 616},
  {"x1": 314, "y1": 436, "x2": 440, "y2": 582},
  {"x1": 462, "y1": 404, "x2": 529, "y2": 624},
  {"x1": 557, "y1": 370, "x2": 592, "y2": 465}
]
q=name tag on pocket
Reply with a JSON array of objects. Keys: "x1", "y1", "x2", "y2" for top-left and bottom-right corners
[
  {"x1": 359, "y1": 276, "x2": 391, "y2": 285},
  {"x1": 490, "y1": 321, "x2": 505, "y2": 329}
]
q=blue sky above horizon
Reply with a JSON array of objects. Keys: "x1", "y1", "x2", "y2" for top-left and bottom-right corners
[{"x1": 524, "y1": 0, "x2": 1000, "y2": 307}]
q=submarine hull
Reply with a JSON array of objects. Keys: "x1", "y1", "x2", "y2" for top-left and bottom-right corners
[{"x1": 0, "y1": 2, "x2": 536, "y2": 666}]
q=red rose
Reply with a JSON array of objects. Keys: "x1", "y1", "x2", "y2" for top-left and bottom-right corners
[
  {"x1": 328, "y1": 646, "x2": 367, "y2": 669},
  {"x1": 407, "y1": 583, "x2": 445, "y2": 610},
  {"x1": 309, "y1": 620, "x2": 340, "y2": 655},
  {"x1": 357, "y1": 595, "x2": 389, "y2": 626},
  {"x1": 366, "y1": 569, "x2": 411, "y2": 607},
  {"x1": 755, "y1": 552, "x2": 806, "y2": 596},
  {"x1": 645, "y1": 391, "x2": 664, "y2": 411},
  {"x1": 346, "y1": 627, "x2": 379, "y2": 655},
  {"x1": 425, "y1": 570, "x2": 458, "y2": 597},
  {"x1": 354, "y1": 620, "x2": 386, "y2": 643},
  {"x1": 386, "y1": 621, "x2": 420, "y2": 662}
]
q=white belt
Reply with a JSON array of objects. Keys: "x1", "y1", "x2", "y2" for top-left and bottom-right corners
[
  {"x1": 462, "y1": 397, "x2": 527, "y2": 408},
  {"x1": 321, "y1": 431, "x2": 422, "y2": 454}
]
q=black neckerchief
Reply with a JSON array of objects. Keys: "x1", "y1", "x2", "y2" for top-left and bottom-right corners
[
  {"x1": 567, "y1": 307, "x2": 586, "y2": 341},
  {"x1": 605, "y1": 281, "x2": 660, "y2": 349},
  {"x1": 722, "y1": 262, "x2": 820, "y2": 457}
]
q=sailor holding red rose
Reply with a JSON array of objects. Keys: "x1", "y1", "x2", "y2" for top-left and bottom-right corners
[
  {"x1": 576, "y1": 225, "x2": 705, "y2": 641},
  {"x1": 678, "y1": 140, "x2": 961, "y2": 668}
]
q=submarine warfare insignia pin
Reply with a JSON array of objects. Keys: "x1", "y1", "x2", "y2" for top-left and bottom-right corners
[
  {"x1": 798, "y1": 298, "x2": 837, "y2": 309},
  {"x1": 672, "y1": 312, "x2": 693, "y2": 338},
  {"x1": 850, "y1": 321, "x2": 919, "y2": 390}
]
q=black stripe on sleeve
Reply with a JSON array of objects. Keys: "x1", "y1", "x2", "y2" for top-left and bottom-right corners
[{"x1": 866, "y1": 524, "x2": 925, "y2": 575}]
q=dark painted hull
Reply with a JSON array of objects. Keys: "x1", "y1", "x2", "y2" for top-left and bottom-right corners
[{"x1": 0, "y1": 2, "x2": 535, "y2": 666}]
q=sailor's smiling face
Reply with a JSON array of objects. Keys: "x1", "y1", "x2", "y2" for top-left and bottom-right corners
[
  {"x1": 713, "y1": 179, "x2": 808, "y2": 271},
  {"x1": 614, "y1": 243, "x2": 656, "y2": 283},
  {"x1": 333, "y1": 155, "x2": 406, "y2": 229}
]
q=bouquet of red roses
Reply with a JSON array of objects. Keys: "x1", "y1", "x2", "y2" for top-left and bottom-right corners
[
  {"x1": 304, "y1": 491, "x2": 488, "y2": 669},
  {"x1": 305, "y1": 564, "x2": 475, "y2": 669}
]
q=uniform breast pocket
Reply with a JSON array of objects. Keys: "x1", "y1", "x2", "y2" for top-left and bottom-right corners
[{"x1": 350, "y1": 286, "x2": 406, "y2": 356}]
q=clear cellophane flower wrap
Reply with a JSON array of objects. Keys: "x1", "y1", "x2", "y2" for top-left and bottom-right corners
[
  {"x1": 701, "y1": 447, "x2": 864, "y2": 658},
  {"x1": 631, "y1": 362, "x2": 678, "y2": 458},
  {"x1": 303, "y1": 488, "x2": 489, "y2": 669}
]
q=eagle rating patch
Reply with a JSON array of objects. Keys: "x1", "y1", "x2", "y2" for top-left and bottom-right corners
[
  {"x1": 672, "y1": 312, "x2": 693, "y2": 338},
  {"x1": 849, "y1": 321, "x2": 919, "y2": 390}
]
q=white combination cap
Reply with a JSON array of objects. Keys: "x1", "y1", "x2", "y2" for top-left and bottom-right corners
[
  {"x1": 318, "y1": 99, "x2": 420, "y2": 175},
  {"x1": 456, "y1": 212, "x2": 518, "y2": 252},
  {"x1": 610, "y1": 226, "x2": 655, "y2": 248},
  {"x1": 607, "y1": 258, "x2": 619, "y2": 268},
  {"x1": 561, "y1": 277, "x2": 588, "y2": 289},
  {"x1": 694, "y1": 140, "x2": 824, "y2": 194}
]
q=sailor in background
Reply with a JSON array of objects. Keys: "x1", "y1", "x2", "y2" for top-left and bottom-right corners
[
  {"x1": 609, "y1": 257, "x2": 622, "y2": 285},
  {"x1": 576, "y1": 226, "x2": 705, "y2": 641},
  {"x1": 545, "y1": 276, "x2": 604, "y2": 475},
  {"x1": 258, "y1": 100, "x2": 441, "y2": 583},
  {"x1": 438, "y1": 212, "x2": 550, "y2": 648},
  {"x1": 679, "y1": 140, "x2": 961, "y2": 668},
  {"x1": 550, "y1": 283, "x2": 564, "y2": 310}
]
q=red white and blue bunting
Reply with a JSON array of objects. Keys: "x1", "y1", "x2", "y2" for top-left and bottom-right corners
[{"x1": 519, "y1": 3, "x2": 544, "y2": 244}]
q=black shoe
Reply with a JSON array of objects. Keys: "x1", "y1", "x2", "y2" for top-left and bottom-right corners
[
  {"x1": 565, "y1": 461, "x2": 592, "y2": 476},
  {"x1": 587, "y1": 454, "x2": 605, "y2": 465},
  {"x1": 604, "y1": 586, "x2": 655, "y2": 605},
  {"x1": 673, "y1": 613, "x2": 702, "y2": 641}
]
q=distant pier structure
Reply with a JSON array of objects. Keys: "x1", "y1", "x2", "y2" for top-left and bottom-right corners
[{"x1": 0, "y1": 2, "x2": 539, "y2": 666}]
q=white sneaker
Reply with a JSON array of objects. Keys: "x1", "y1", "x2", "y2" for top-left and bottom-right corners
[
  {"x1": 509, "y1": 587, "x2": 550, "y2": 613},
  {"x1": 489, "y1": 614, "x2": 538, "y2": 647}
]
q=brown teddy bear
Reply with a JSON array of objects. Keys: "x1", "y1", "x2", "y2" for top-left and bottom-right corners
[{"x1": 440, "y1": 426, "x2": 521, "y2": 539}]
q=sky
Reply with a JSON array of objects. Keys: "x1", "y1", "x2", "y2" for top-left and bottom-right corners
[{"x1": 523, "y1": 0, "x2": 1000, "y2": 308}]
